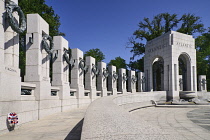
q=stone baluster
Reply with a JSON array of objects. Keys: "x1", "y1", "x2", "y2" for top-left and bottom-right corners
[
  {"x1": 108, "y1": 65, "x2": 117, "y2": 95},
  {"x1": 52, "y1": 36, "x2": 75, "y2": 111},
  {"x1": 97, "y1": 62, "x2": 108, "y2": 96},
  {"x1": 198, "y1": 75, "x2": 207, "y2": 92},
  {"x1": 128, "y1": 70, "x2": 136, "y2": 93},
  {"x1": 118, "y1": 68, "x2": 127, "y2": 94},
  {"x1": 71, "y1": 48, "x2": 90, "y2": 107},
  {"x1": 137, "y1": 72, "x2": 145, "y2": 92},
  {"x1": 85, "y1": 56, "x2": 97, "y2": 101}
]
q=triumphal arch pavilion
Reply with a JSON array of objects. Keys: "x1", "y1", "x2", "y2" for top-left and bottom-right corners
[{"x1": 144, "y1": 31, "x2": 197, "y2": 100}]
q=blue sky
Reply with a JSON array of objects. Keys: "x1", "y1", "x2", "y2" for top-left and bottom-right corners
[{"x1": 45, "y1": 0, "x2": 210, "y2": 64}]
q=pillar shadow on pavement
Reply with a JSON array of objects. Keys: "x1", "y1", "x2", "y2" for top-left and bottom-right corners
[{"x1": 65, "y1": 118, "x2": 84, "y2": 140}]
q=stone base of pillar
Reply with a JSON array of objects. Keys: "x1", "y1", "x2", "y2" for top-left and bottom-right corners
[
  {"x1": 101, "y1": 88, "x2": 107, "y2": 97},
  {"x1": 76, "y1": 86, "x2": 91, "y2": 108},
  {"x1": 166, "y1": 90, "x2": 179, "y2": 101},
  {"x1": 112, "y1": 88, "x2": 117, "y2": 95}
]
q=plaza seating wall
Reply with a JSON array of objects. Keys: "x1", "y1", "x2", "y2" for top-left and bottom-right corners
[{"x1": 81, "y1": 92, "x2": 166, "y2": 140}]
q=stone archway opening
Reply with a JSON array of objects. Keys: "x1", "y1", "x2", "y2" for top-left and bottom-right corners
[
  {"x1": 152, "y1": 57, "x2": 164, "y2": 91},
  {"x1": 178, "y1": 54, "x2": 190, "y2": 91}
]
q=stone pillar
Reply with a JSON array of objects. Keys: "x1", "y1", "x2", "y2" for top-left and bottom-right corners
[
  {"x1": 128, "y1": 70, "x2": 136, "y2": 93},
  {"x1": 0, "y1": 0, "x2": 21, "y2": 102},
  {"x1": 108, "y1": 65, "x2": 117, "y2": 95},
  {"x1": 52, "y1": 36, "x2": 76, "y2": 111},
  {"x1": 118, "y1": 68, "x2": 127, "y2": 94},
  {"x1": 4, "y1": 0, "x2": 19, "y2": 68},
  {"x1": 0, "y1": 0, "x2": 4, "y2": 65},
  {"x1": 198, "y1": 75, "x2": 207, "y2": 92},
  {"x1": 25, "y1": 14, "x2": 61, "y2": 118},
  {"x1": 97, "y1": 62, "x2": 108, "y2": 96},
  {"x1": 85, "y1": 56, "x2": 97, "y2": 101},
  {"x1": 137, "y1": 72, "x2": 145, "y2": 92},
  {"x1": 25, "y1": 14, "x2": 50, "y2": 97},
  {"x1": 71, "y1": 48, "x2": 90, "y2": 107}
]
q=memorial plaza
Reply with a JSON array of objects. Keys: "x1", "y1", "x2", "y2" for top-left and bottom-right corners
[{"x1": 0, "y1": 0, "x2": 210, "y2": 140}]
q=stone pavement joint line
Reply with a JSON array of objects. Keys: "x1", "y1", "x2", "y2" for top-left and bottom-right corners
[
  {"x1": 131, "y1": 107, "x2": 210, "y2": 140},
  {"x1": 0, "y1": 107, "x2": 87, "y2": 140}
]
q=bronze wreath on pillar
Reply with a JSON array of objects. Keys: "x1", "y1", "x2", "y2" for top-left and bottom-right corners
[
  {"x1": 141, "y1": 76, "x2": 146, "y2": 84},
  {"x1": 113, "y1": 71, "x2": 118, "y2": 81},
  {"x1": 6, "y1": 0, "x2": 26, "y2": 33},
  {"x1": 103, "y1": 68, "x2": 109, "y2": 78},
  {"x1": 92, "y1": 64, "x2": 100, "y2": 76},
  {"x1": 42, "y1": 34, "x2": 58, "y2": 59},
  {"x1": 63, "y1": 48, "x2": 75, "y2": 69},
  {"x1": 122, "y1": 73, "x2": 127, "y2": 82},
  {"x1": 131, "y1": 75, "x2": 137, "y2": 84},
  {"x1": 79, "y1": 58, "x2": 89, "y2": 73}
]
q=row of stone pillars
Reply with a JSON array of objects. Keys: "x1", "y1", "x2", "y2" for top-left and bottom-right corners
[
  {"x1": 23, "y1": 14, "x2": 147, "y2": 113},
  {"x1": 0, "y1": 5, "x2": 147, "y2": 131}
]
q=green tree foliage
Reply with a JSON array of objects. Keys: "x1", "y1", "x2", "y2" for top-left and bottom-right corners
[
  {"x1": 177, "y1": 13, "x2": 205, "y2": 35},
  {"x1": 195, "y1": 30, "x2": 210, "y2": 90},
  {"x1": 19, "y1": 0, "x2": 65, "y2": 37},
  {"x1": 84, "y1": 48, "x2": 105, "y2": 63},
  {"x1": 128, "y1": 58, "x2": 144, "y2": 72},
  {"x1": 109, "y1": 56, "x2": 127, "y2": 70}
]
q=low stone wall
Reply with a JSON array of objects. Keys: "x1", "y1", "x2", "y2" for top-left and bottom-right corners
[{"x1": 81, "y1": 92, "x2": 167, "y2": 140}]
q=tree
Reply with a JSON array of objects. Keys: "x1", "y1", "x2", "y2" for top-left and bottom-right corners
[
  {"x1": 128, "y1": 58, "x2": 144, "y2": 72},
  {"x1": 84, "y1": 48, "x2": 105, "y2": 63},
  {"x1": 177, "y1": 13, "x2": 205, "y2": 35},
  {"x1": 195, "y1": 30, "x2": 210, "y2": 91},
  {"x1": 109, "y1": 56, "x2": 127, "y2": 70},
  {"x1": 128, "y1": 13, "x2": 205, "y2": 71},
  {"x1": 18, "y1": 0, "x2": 65, "y2": 37}
]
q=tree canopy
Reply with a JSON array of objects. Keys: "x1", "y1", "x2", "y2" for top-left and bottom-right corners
[
  {"x1": 84, "y1": 48, "x2": 105, "y2": 63},
  {"x1": 18, "y1": 0, "x2": 65, "y2": 37},
  {"x1": 108, "y1": 56, "x2": 127, "y2": 70}
]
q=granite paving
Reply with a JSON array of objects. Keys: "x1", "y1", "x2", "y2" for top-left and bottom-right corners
[
  {"x1": 131, "y1": 107, "x2": 210, "y2": 140},
  {"x1": 0, "y1": 106, "x2": 87, "y2": 140}
]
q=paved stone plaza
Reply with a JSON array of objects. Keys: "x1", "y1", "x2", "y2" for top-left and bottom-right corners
[
  {"x1": 131, "y1": 107, "x2": 210, "y2": 140},
  {"x1": 0, "y1": 107, "x2": 87, "y2": 140},
  {"x1": 0, "y1": 1, "x2": 210, "y2": 139},
  {"x1": 1, "y1": 103, "x2": 210, "y2": 140}
]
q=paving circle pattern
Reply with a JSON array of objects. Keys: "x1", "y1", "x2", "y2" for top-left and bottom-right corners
[{"x1": 187, "y1": 108, "x2": 210, "y2": 131}]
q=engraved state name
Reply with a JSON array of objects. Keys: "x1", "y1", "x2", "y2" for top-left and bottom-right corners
[
  {"x1": 176, "y1": 42, "x2": 192, "y2": 48},
  {"x1": 147, "y1": 41, "x2": 193, "y2": 53},
  {"x1": 5, "y1": 67, "x2": 17, "y2": 73},
  {"x1": 147, "y1": 44, "x2": 167, "y2": 53}
]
